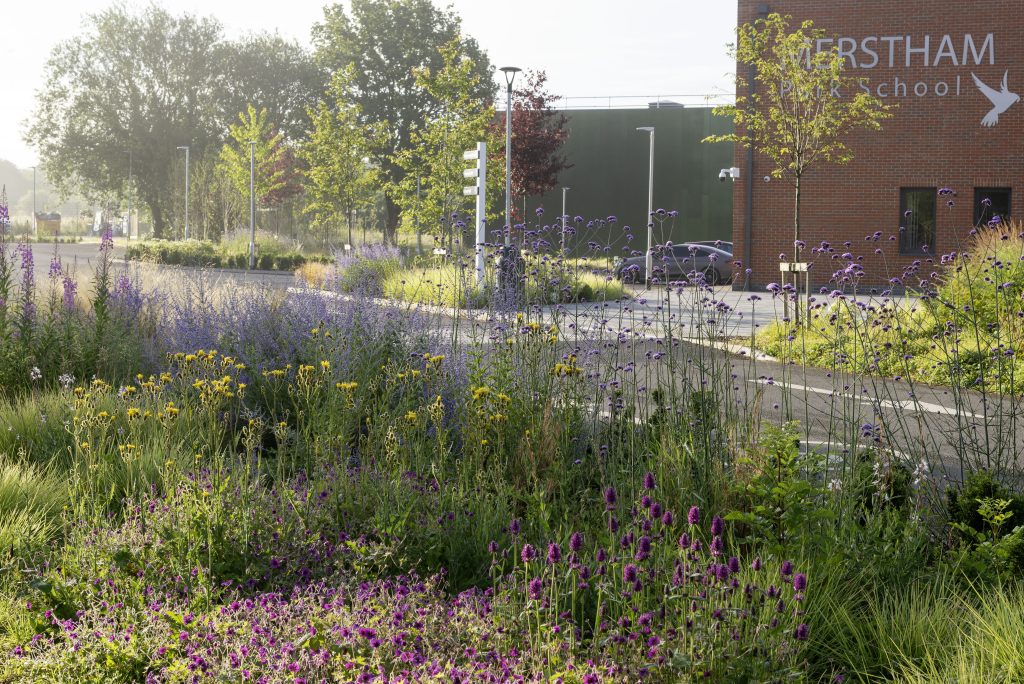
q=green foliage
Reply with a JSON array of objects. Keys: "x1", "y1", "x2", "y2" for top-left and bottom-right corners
[
  {"x1": 947, "y1": 476, "x2": 1024, "y2": 583},
  {"x1": 218, "y1": 105, "x2": 300, "y2": 211},
  {"x1": 26, "y1": 7, "x2": 320, "y2": 239},
  {"x1": 390, "y1": 39, "x2": 504, "y2": 236},
  {"x1": 726, "y1": 421, "x2": 835, "y2": 557},
  {"x1": 312, "y1": 0, "x2": 493, "y2": 240},
  {"x1": 125, "y1": 237, "x2": 329, "y2": 271},
  {"x1": 299, "y1": 69, "x2": 380, "y2": 247}
]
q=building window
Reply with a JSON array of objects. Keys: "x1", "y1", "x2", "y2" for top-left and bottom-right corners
[
  {"x1": 900, "y1": 188, "x2": 935, "y2": 255},
  {"x1": 974, "y1": 187, "x2": 1011, "y2": 227}
]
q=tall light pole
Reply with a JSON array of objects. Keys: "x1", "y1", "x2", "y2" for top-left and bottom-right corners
[
  {"x1": 560, "y1": 186, "x2": 571, "y2": 255},
  {"x1": 248, "y1": 141, "x2": 256, "y2": 269},
  {"x1": 176, "y1": 145, "x2": 190, "y2": 240},
  {"x1": 636, "y1": 126, "x2": 655, "y2": 288},
  {"x1": 32, "y1": 166, "x2": 37, "y2": 239},
  {"x1": 499, "y1": 66, "x2": 520, "y2": 247}
]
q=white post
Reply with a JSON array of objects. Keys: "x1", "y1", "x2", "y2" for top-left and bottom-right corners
[
  {"x1": 475, "y1": 141, "x2": 487, "y2": 286},
  {"x1": 248, "y1": 141, "x2": 256, "y2": 269},
  {"x1": 561, "y1": 186, "x2": 570, "y2": 255},
  {"x1": 637, "y1": 127, "x2": 655, "y2": 287}
]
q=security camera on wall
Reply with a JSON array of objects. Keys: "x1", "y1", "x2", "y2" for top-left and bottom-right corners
[{"x1": 719, "y1": 167, "x2": 742, "y2": 182}]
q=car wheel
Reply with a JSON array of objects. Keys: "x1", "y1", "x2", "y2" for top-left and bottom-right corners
[{"x1": 704, "y1": 267, "x2": 720, "y2": 286}]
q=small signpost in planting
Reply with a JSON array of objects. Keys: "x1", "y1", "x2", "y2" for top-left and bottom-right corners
[
  {"x1": 779, "y1": 261, "x2": 810, "y2": 325},
  {"x1": 464, "y1": 142, "x2": 486, "y2": 286}
]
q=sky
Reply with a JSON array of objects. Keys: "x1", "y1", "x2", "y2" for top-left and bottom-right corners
[{"x1": 1, "y1": 0, "x2": 738, "y2": 169}]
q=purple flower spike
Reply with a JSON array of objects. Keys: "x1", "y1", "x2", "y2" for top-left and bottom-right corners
[
  {"x1": 569, "y1": 532, "x2": 584, "y2": 553},
  {"x1": 687, "y1": 506, "x2": 700, "y2": 526},
  {"x1": 781, "y1": 560, "x2": 794, "y2": 577},
  {"x1": 528, "y1": 577, "x2": 544, "y2": 600},
  {"x1": 795, "y1": 623, "x2": 810, "y2": 641},
  {"x1": 604, "y1": 486, "x2": 617, "y2": 509},
  {"x1": 710, "y1": 535, "x2": 724, "y2": 557},
  {"x1": 547, "y1": 543, "x2": 562, "y2": 565},
  {"x1": 643, "y1": 472, "x2": 656, "y2": 490},
  {"x1": 521, "y1": 543, "x2": 536, "y2": 563},
  {"x1": 711, "y1": 516, "x2": 724, "y2": 536},
  {"x1": 793, "y1": 573, "x2": 807, "y2": 592},
  {"x1": 623, "y1": 563, "x2": 639, "y2": 583}
]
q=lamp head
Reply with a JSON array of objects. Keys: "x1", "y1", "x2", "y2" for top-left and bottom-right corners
[
  {"x1": 636, "y1": 126, "x2": 654, "y2": 133},
  {"x1": 499, "y1": 66, "x2": 521, "y2": 87}
]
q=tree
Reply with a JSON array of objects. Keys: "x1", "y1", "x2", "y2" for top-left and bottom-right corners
[
  {"x1": 312, "y1": 0, "x2": 493, "y2": 243},
  {"x1": 705, "y1": 13, "x2": 891, "y2": 272},
  {"x1": 26, "y1": 6, "x2": 323, "y2": 239},
  {"x1": 26, "y1": 6, "x2": 227, "y2": 238},
  {"x1": 390, "y1": 39, "x2": 503, "y2": 247},
  {"x1": 219, "y1": 35, "x2": 327, "y2": 142},
  {"x1": 300, "y1": 69, "x2": 380, "y2": 247},
  {"x1": 494, "y1": 70, "x2": 572, "y2": 209},
  {"x1": 218, "y1": 105, "x2": 301, "y2": 218}
]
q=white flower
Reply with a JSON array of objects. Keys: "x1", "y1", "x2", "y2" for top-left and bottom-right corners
[
  {"x1": 29, "y1": 367, "x2": 42, "y2": 382},
  {"x1": 828, "y1": 479, "x2": 843, "y2": 493},
  {"x1": 59, "y1": 373, "x2": 75, "y2": 389}
]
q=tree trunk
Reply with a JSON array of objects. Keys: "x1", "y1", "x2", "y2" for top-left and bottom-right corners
[
  {"x1": 384, "y1": 194, "x2": 399, "y2": 246},
  {"x1": 793, "y1": 173, "x2": 802, "y2": 325},
  {"x1": 150, "y1": 199, "x2": 165, "y2": 239}
]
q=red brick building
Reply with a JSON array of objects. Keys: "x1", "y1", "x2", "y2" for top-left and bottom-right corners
[{"x1": 733, "y1": 1, "x2": 1024, "y2": 289}]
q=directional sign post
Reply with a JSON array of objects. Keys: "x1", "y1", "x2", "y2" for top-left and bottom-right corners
[{"x1": 464, "y1": 142, "x2": 487, "y2": 286}]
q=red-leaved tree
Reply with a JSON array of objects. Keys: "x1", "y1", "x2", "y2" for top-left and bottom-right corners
[{"x1": 493, "y1": 70, "x2": 572, "y2": 215}]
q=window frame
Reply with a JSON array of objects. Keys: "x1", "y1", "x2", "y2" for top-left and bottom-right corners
[
  {"x1": 973, "y1": 187, "x2": 1011, "y2": 227},
  {"x1": 899, "y1": 187, "x2": 936, "y2": 256}
]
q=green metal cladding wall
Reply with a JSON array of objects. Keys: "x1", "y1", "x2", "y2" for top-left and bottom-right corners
[{"x1": 529, "y1": 107, "x2": 736, "y2": 254}]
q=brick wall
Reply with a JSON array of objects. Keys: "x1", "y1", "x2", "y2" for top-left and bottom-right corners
[{"x1": 733, "y1": 0, "x2": 1024, "y2": 290}]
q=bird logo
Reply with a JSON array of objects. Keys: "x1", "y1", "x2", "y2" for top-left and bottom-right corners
[{"x1": 972, "y1": 70, "x2": 1019, "y2": 127}]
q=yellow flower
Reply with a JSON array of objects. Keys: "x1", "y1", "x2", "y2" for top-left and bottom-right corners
[
  {"x1": 480, "y1": 439, "x2": 489, "y2": 447},
  {"x1": 336, "y1": 381, "x2": 358, "y2": 392},
  {"x1": 126, "y1": 408, "x2": 141, "y2": 419},
  {"x1": 405, "y1": 410, "x2": 418, "y2": 423},
  {"x1": 320, "y1": 360, "x2": 331, "y2": 372},
  {"x1": 471, "y1": 386, "x2": 491, "y2": 401}
]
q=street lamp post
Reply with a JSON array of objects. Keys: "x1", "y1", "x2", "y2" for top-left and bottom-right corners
[
  {"x1": 636, "y1": 127, "x2": 655, "y2": 288},
  {"x1": 248, "y1": 141, "x2": 256, "y2": 269},
  {"x1": 176, "y1": 146, "x2": 190, "y2": 240},
  {"x1": 32, "y1": 167, "x2": 37, "y2": 239},
  {"x1": 499, "y1": 66, "x2": 520, "y2": 247},
  {"x1": 560, "y1": 186, "x2": 571, "y2": 255}
]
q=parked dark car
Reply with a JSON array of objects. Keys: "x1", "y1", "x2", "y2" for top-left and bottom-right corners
[
  {"x1": 689, "y1": 240, "x2": 733, "y2": 254},
  {"x1": 614, "y1": 243, "x2": 733, "y2": 285}
]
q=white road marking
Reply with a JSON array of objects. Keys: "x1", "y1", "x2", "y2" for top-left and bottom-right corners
[{"x1": 748, "y1": 380, "x2": 986, "y2": 420}]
